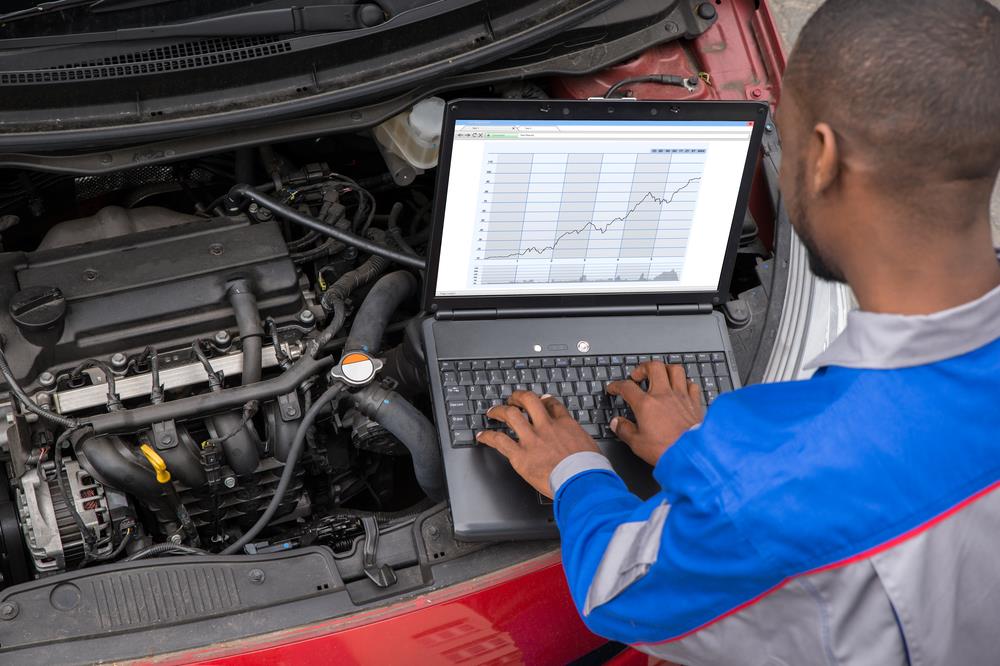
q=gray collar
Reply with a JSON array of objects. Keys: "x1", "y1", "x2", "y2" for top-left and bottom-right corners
[{"x1": 805, "y1": 282, "x2": 1000, "y2": 370}]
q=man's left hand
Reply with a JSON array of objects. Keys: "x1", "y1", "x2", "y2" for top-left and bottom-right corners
[{"x1": 477, "y1": 390, "x2": 602, "y2": 499}]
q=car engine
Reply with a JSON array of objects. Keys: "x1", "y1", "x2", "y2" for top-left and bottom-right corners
[{"x1": 0, "y1": 155, "x2": 437, "y2": 583}]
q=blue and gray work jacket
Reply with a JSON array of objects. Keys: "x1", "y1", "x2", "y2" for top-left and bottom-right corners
[{"x1": 551, "y1": 283, "x2": 1000, "y2": 665}]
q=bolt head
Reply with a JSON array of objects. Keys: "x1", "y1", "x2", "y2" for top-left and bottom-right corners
[
  {"x1": 0, "y1": 602, "x2": 18, "y2": 620},
  {"x1": 248, "y1": 202, "x2": 259, "y2": 214},
  {"x1": 38, "y1": 372, "x2": 55, "y2": 387},
  {"x1": 169, "y1": 534, "x2": 183, "y2": 544},
  {"x1": 160, "y1": 434, "x2": 173, "y2": 445},
  {"x1": 298, "y1": 309, "x2": 315, "y2": 324},
  {"x1": 248, "y1": 568, "x2": 265, "y2": 584},
  {"x1": 110, "y1": 352, "x2": 127, "y2": 368},
  {"x1": 214, "y1": 330, "x2": 232, "y2": 345},
  {"x1": 223, "y1": 476, "x2": 237, "y2": 489}
]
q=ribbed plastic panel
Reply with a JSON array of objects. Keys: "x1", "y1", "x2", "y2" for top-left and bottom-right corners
[
  {"x1": 88, "y1": 566, "x2": 241, "y2": 629},
  {"x1": 0, "y1": 37, "x2": 292, "y2": 86}
]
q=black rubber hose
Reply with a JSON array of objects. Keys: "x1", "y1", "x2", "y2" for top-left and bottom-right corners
[
  {"x1": 316, "y1": 238, "x2": 391, "y2": 351},
  {"x1": 226, "y1": 185, "x2": 426, "y2": 271},
  {"x1": 0, "y1": 344, "x2": 79, "y2": 429},
  {"x1": 344, "y1": 271, "x2": 417, "y2": 355},
  {"x1": 221, "y1": 383, "x2": 344, "y2": 554},
  {"x1": 350, "y1": 384, "x2": 445, "y2": 501},
  {"x1": 227, "y1": 279, "x2": 263, "y2": 384},
  {"x1": 84, "y1": 354, "x2": 335, "y2": 435}
]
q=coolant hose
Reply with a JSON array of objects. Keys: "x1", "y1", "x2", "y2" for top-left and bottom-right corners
[
  {"x1": 351, "y1": 383, "x2": 445, "y2": 501},
  {"x1": 344, "y1": 271, "x2": 417, "y2": 355},
  {"x1": 227, "y1": 279, "x2": 263, "y2": 384}
]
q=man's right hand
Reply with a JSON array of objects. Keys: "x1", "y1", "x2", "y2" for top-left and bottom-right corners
[{"x1": 606, "y1": 361, "x2": 705, "y2": 466}]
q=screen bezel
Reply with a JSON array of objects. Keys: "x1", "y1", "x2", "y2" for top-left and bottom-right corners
[{"x1": 422, "y1": 98, "x2": 768, "y2": 313}]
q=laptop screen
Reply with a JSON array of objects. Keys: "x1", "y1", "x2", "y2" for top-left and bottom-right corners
[{"x1": 433, "y1": 118, "x2": 756, "y2": 298}]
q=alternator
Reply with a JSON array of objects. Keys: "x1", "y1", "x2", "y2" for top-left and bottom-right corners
[{"x1": 16, "y1": 460, "x2": 113, "y2": 573}]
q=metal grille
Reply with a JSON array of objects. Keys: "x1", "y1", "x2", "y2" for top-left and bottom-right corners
[{"x1": 0, "y1": 37, "x2": 292, "y2": 86}]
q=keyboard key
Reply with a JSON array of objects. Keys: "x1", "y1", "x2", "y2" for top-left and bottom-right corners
[
  {"x1": 702, "y1": 376, "x2": 718, "y2": 391},
  {"x1": 706, "y1": 390, "x2": 719, "y2": 404},
  {"x1": 566, "y1": 396, "x2": 581, "y2": 410},
  {"x1": 440, "y1": 361, "x2": 455, "y2": 372},
  {"x1": 442, "y1": 372, "x2": 458, "y2": 385},
  {"x1": 534, "y1": 368, "x2": 550, "y2": 383},
  {"x1": 514, "y1": 383, "x2": 529, "y2": 392},
  {"x1": 449, "y1": 415, "x2": 468, "y2": 429},
  {"x1": 559, "y1": 382, "x2": 574, "y2": 395},
  {"x1": 531, "y1": 383, "x2": 544, "y2": 394},
  {"x1": 544, "y1": 382, "x2": 559, "y2": 395},
  {"x1": 499, "y1": 359, "x2": 514, "y2": 369},
  {"x1": 596, "y1": 356, "x2": 610, "y2": 365},
  {"x1": 577, "y1": 410, "x2": 593, "y2": 424},
  {"x1": 528, "y1": 358, "x2": 542, "y2": 368},
  {"x1": 452, "y1": 430, "x2": 476, "y2": 447},
  {"x1": 574, "y1": 381, "x2": 588, "y2": 395},
  {"x1": 685, "y1": 363, "x2": 700, "y2": 378},
  {"x1": 625, "y1": 355, "x2": 639, "y2": 365},
  {"x1": 484, "y1": 359, "x2": 498, "y2": 369},
  {"x1": 651, "y1": 354, "x2": 664, "y2": 363},
  {"x1": 699, "y1": 363, "x2": 714, "y2": 377},
  {"x1": 459, "y1": 371, "x2": 474, "y2": 385},
  {"x1": 542, "y1": 358, "x2": 555, "y2": 368},
  {"x1": 470, "y1": 360, "x2": 485, "y2": 370},
  {"x1": 570, "y1": 357, "x2": 585, "y2": 366},
  {"x1": 668, "y1": 354, "x2": 682, "y2": 364},
  {"x1": 484, "y1": 385, "x2": 499, "y2": 399},
  {"x1": 504, "y1": 369, "x2": 519, "y2": 383},
  {"x1": 683, "y1": 354, "x2": 696, "y2": 364},
  {"x1": 609, "y1": 366, "x2": 624, "y2": 380},
  {"x1": 447, "y1": 400, "x2": 471, "y2": 415},
  {"x1": 468, "y1": 386, "x2": 484, "y2": 400},
  {"x1": 581, "y1": 395, "x2": 595, "y2": 410},
  {"x1": 697, "y1": 353, "x2": 711, "y2": 363},
  {"x1": 711, "y1": 352, "x2": 726, "y2": 362},
  {"x1": 489, "y1": 370, "x2": 504, "y2": 384},
  {"x1": 579, "y1": 367, "x2": 595, "y2": 381},
  {"x1": 565, "y1": 367, "x2": 580, "y2": 382},
  {"x1": 589, "y1": 380, "x2": 604, "y2": 394},
  {"x1": 718, "y1": 377, "x2": 733, "y2": 393},
  {"x1": 555, "y1": 357, "x2": 570, "y2": 367},
  {"x1": 519, "y1": 369, "x2": 533, "y2": 383},
  {"x1": 610, "y1": 355, "x2": 623, "y2": 365},
  {"x1": 501, "y1": 385, "x2": 514, "y2": 399},
  {"x1": 445, "y1": 385, "x2": 466, "y2": 399},
  {"x1": 584, "y1": 357, "x2": 597, "y2": 366},
  {"x1": 474, "y1": 370, "x2": 489, "y2": 385},
  {"x1": 468, "y1": 414, "x2": 485, "y2": 430},
  {"x1": 638, "y1": 355, "x2": 651, "y2": 363},
  {"x1": 514, "y1": 359, "x2": 528, "y2": 369},
  {"x1": 550, "y1": 368, "x2": 566, "y2": 382},
  {"x1": 581, "y1": 424, "x2": 601, "y2": 438},
  {"x1": 714, "y1": 362, "x2": 728, "y2": 377},
  {"x1": 595, "y1": 393, "x2": 611, "y2": 409},
  {"x1": 593, "y1": 409, "x2": 609, "y2": 424}
]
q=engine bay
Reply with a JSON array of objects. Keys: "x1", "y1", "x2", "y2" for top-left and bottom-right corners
[{"x1": 0, "y1": 107, "x2": 772, "y2": 588}]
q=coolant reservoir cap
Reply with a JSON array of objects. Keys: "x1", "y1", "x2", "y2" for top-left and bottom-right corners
[
  {"x1": 331, "y1": 351, "x2": 383, "y2": 387},
  {"x1": 408, "y1": 97, "x2": 446, "y2": 144},
  {"x1": 9, "y1": 285, "x2": 66, "y2": 332}
]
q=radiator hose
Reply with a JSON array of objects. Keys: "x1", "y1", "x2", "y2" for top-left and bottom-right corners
[
  {"x1": 342, "y1": 270, "x2": 444, "y2": 501},
  {"x1": 351, "y1": 384, "x2": 445, "y2": 501}
]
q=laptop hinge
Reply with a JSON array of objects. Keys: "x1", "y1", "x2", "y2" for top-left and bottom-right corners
[
  {"x1": 435, "y1": 308, "x2": 498, "y2": 321},
  {"x1": 656, "y1": 303, "x2": 713, "y2": 315}
]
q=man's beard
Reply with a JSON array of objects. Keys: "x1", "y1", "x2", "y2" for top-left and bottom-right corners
[{"x1": 788, "y1": 168, "x2": 847, "y2": 284}]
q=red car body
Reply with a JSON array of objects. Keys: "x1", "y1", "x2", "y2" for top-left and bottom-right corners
[{"x1": 147, "y1": 2, "x2": 786, "y2": 664}]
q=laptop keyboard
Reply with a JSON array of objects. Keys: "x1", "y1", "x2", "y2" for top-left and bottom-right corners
[{"x1": 441, "y1": 352, "x2": 734, "y2": 448}]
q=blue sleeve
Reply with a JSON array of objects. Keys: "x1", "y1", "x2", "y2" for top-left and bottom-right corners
[{"x1": 554, "y1": 429, "x2": 785, "y2": 644}]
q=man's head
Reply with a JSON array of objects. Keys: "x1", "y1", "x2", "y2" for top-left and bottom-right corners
[{"x1": 777, "y1": 0, "x2": 1000, "y2": 285}]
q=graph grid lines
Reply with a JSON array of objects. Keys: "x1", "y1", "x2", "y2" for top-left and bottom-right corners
[{"x1": 470, "y1": 148, "x2": 707, "y2": 286}]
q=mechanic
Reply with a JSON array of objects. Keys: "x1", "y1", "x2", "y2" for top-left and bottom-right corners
[{"x1": 478, "y1": 0, "x2": 1000, "y2": 662}]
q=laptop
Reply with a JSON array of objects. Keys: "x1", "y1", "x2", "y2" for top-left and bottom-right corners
[{"x1": 421, "y1": 98, "x2": 767, "y2": 540}]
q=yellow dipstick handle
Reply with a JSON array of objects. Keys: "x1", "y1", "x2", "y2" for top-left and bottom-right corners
[{"x1": 139, "y1": 444, "x2": 172, "y2": 484}]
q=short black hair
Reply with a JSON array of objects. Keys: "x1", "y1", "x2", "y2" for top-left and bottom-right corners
[{"x1": 783, "y1": 0, "x2": 1000, "y2": 184}]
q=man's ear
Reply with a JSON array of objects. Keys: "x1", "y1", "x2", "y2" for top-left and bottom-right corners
[{"x1": 807, "y1": 122, "x2": 840, "y2": 195}]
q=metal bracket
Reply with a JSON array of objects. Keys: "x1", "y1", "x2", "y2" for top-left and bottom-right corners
[
  {"x1": 276, "y1": 391, "x2": 302, "y2": 422},
  {"x1": 151, "y1": 420, "x2": 179, "y2": 450},
  {"x1": 361, "y1": 515, "x2": 397, "y2": 588}
]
